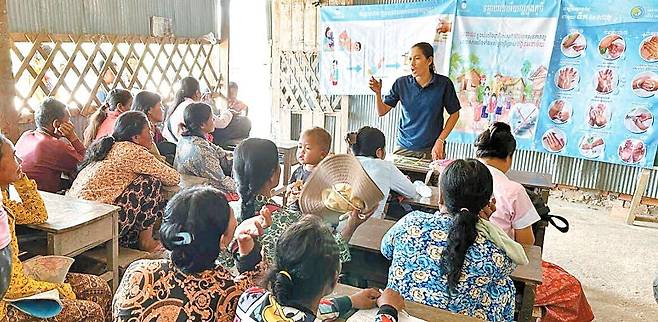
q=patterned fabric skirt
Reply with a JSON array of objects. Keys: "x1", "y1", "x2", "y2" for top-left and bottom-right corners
[
  {"x1": 535, "y1": 261, "x2": 594, "y2": 322},
  {"x1": 114, "y1": 175, "x2": 166, "y2": 249},
  {"x1": 4, "y1": 273, "x2": 112, "y2": 322}
]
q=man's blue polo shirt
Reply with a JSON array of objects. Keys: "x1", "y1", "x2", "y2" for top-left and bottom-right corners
[{"x1": 383, "y1": 73, "x2": 461, "y2": 151}]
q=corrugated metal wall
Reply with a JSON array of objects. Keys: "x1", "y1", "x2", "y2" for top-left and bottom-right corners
[
  {"x1": 7, "y1": 0, "x2": 218, "y2": 37},
  {"x1": 343, "y1": 0, "x2": 658, "y2": 198}
]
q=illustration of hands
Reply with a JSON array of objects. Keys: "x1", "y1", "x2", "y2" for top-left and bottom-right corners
[
  {"x1": 557, "y1": 67, "x2": 577, "y2": 89},
  {"x1": 596, "y1": 69, "x2": 614, "y2": 93},
  {"x1": 632, "y1": 75, "x2": 658, "y2": 92},
  {"x1": 543, "y1": 131, "x2": 565, "y2": 152}
]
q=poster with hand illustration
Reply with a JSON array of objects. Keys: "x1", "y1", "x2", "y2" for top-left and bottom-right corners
[
  {"x1": 319, "y1": 0, "x2": 456, "y2": 95},
  {"x1": 535, "y1": 0, "x2": 658, "y2": 167},
  {"x1": 447, "y1": 0, "x2": 560, "y2": 150}
]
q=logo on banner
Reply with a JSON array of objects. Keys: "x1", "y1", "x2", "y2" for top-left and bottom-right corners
[{"x1": 631, "y1": 6, "x2": 644, "y2": 19}]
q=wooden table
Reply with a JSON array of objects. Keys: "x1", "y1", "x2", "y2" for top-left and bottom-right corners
[
  {"x1": 18, "y1": 191, "x2": 120, "y2": 291},
  {"x1": 331, "y1": 284, "x2": 484, "y2": 322},
  {"x1": 392, "y1": 156, "x2": 555, "y2": 202},
  {"x1": 277, "y1": 140, "x2": 299, "y2": 186},
  {"x1": 343, "y1": 219, "x2": 543, "y2": 322}
]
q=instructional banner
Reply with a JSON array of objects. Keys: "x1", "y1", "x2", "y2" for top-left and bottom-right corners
[
  {"x1": 319, "y1": 0, "x2": 456, "y2": 95},
  {"x1": 447, "y1": 0, "x2": 560, "y2": 149},
  {"x1": 534, "y1": 1, "x2": 658, "y2": 167}
]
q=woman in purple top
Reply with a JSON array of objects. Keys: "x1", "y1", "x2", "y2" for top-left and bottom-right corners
[{"x1": 369, "y1": 42, "x2": 460, "y2": 160}]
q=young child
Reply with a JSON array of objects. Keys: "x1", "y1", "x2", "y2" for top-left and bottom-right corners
[{"x1": 287, "y1": 127, "x2": 332, "y2": 209}]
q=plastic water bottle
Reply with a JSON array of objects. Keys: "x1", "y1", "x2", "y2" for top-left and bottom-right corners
[{"x1": 413, "y1": 181, "x2": 432, "y2": 198}]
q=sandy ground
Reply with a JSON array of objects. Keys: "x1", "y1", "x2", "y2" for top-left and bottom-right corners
[{"x1": 544, "y1": 198, "x2": 658, "y2": 321}]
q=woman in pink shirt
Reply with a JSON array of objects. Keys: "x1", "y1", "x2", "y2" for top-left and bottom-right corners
[
  {"x1": 83, "y1": 88, "x2": 133, "y2": 146},
  {"x1": 476, "y1": 122, "x2": 594, "y2": 322}
]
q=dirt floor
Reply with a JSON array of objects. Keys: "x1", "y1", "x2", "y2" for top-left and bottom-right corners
[{"x1": 544, "y1": 198, "x2": 658, "y2": 321}]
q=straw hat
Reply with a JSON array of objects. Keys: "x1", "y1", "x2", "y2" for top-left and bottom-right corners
[{"x1": 299, "y1": 154, "x2": 384, "y2": 224}]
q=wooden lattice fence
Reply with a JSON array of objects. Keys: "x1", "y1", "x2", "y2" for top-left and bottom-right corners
[{"x1": 10, "y1": 33, "x2": 221, "y2": 117}]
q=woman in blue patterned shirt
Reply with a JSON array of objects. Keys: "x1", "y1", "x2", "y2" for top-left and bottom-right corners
[{"x1": 381, "y1": 159, "x2": 516, "y2": 321}]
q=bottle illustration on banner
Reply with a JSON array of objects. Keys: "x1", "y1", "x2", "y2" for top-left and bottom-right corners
[{"x1": 330, "y1": 60, "x2": 339, "y2": 86}]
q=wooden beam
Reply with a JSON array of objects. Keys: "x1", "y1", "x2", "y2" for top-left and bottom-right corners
[
  {"x1": 0, "y1": 0, "x2": 19, "y2": 141},
  {"x1": 626, "y1": 168, "x2": 652, "y2": 225},
  {"x1": 219, "y1": 0, "x2": 230, "y2": 108}
]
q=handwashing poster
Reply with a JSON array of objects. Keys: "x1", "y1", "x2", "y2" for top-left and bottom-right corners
[
  {"x1": 447, "y1": 0, "x2": 560, "y2": 149},
  {"x1": 319, "y1": 0, "x2": 456, "y2": 95},
  {"x1": 534, "y1": 0, "x2": 658, "y2": 167}
]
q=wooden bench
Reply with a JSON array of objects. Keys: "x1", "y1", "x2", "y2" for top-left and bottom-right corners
[{"x1": 78, "y1": 246, "x2": 150, "y2": 284}]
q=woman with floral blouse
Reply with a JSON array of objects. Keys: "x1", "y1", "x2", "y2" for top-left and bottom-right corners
[
  {"x1": 68, "y1": 111, "x2": 180, "y2": 251},
  {"x1": 382, "y1": 159, "x2": 516, "y2": 321}
]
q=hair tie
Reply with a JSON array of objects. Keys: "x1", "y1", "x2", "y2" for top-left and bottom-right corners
[
  {"x1": 108, "y1": 136, "x2": 116, "y2": 143},
  {"x1": 171, "y1": 232, "x2": 194, "y2": 246},
  {"x1": 279, "y1": 270, "x2": 292, "y2": 281},
  {"x1": 459, "y1": 208, "x2": 470, "y2": 212}
]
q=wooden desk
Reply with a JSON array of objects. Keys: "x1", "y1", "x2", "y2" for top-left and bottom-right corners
[
  {"x1": 401, "y1": 186, "x2": 441, "y2": 211},
  {"x1": 277, "y1": 140, "x2": 299, "y2": 186},
  {"x1": 392, "y1": 156, "x2": 555, "y2": 199},
  {"x1": 343, "y1": 219, "x2": 543, "y2": 322},
  {"x1": 20, "y1": 192, "x2": 120, "y2": 291},
  {"x1": 331, "y1": 284, "x2": 484, "y2": 322}
]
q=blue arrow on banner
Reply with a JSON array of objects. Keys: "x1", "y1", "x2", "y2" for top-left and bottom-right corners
[
  {"x1": 348, "y1": 65, "x2": 362, "y2": 72},
  {"x1": 385, "y1": 63, "x2": 401, "y2": 69}
]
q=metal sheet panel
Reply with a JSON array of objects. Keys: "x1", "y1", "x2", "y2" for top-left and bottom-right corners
[{"x1": 7, "y1": 0, "x2": 219, "y2": 37}]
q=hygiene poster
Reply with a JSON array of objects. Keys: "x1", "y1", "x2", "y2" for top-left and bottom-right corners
[
  {"x1": 447, "y1": 0, "x2": 560, "y2": 149},
  {"x1": 535, "y1": 1, "x2": 658, "y2": 167},
  {"x1": 319, "y1": 0, "x2": 456, "y2": 95}
]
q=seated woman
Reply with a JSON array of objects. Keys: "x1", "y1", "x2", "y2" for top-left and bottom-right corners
[
  {"x1": 235, "y1": 216, "x2": 406, "y2": 321},
  {"x1": 382, "y1": 159, "x2": 516, "y2": 321},
  {"x1": 113, "y1": 186, "x2": 268, "y2": 321},
  {"x1": 68, "y1": 111, "x2": 180, "y2": 251},
  {"x1": 131, "y1": 90, "x2": 172, "y2": 163},
  {"x1": 83, "y1": 88, "x2": 133, "y2": 146},
  {"x1": 164, "y1": 77, "x2": 251, "y2": 146},
  {"x1": 346, "y1": 126, "x2": 418, "y2": 218},
  {"x1": 15, "y1": 98, "x2": 85, "y2": 193},
  {"x1": 231, "y1": 138, "x2": 368, "y2": 265},
  {"x1": 475, "y1": 122, "x2": 594, "y2": 322},
  {"x1": 174, "y1": 102, "x2": 236, "y2": 194},
  {"x1": 0, "y1": 132, "x2": 112, "y2": 321}
]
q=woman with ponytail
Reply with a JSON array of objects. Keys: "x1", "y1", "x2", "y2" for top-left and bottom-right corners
[
  {"x1": 114, "y1": 186, "x2": 269, "y2": 321},
  {"x1": 234, "y1": 216, "x2": 406, "y2": 322},
  {"x1": 476, "y1": 123, "x2": 594, "y2": 322},
  {"x1": 174, "y1": 103, "x2": 236, "y2": 194},
  {"x1": 83, "y1": 88, "x2": 133, "y2": 147},
  {"x1": 346, "y1": 126, "x2": 418, "y2": 218},
  {"x1": 69, "y1": 111, "x2": 180, "y2": 252},
  {"x1": 381, "y1": 159, "x2": 516, "y2": 321},
  {"x1": 368, "y1": 42, "x2": 460, "y2": 160},
  {"x1": 230, "y1": 138, "x2": 368, "y2": 268}
]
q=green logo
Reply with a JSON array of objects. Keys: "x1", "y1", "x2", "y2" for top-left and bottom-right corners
[{"x1": 631, "y1": 6, "x2": 644, "y2": 19}]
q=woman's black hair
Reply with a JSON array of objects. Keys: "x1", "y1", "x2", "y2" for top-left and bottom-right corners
[
  {"x1": 233, "y1": 138, "x2": 279, "y2": 220},
  {"x1": 160, "y1": 186, "x2": 231, "y2": 274},
  {"x1": 345, "y1": 126, "x2": 385, "y2": 158},
  {"x1": 474, "y1": 122, "x2": 516, "y2": 159},
  {"x1": 263, "y1": 215, "x2": 340, "y2": 308},
  {"x1": 174, "y1": 77, "x2": 200, "y2": 111},
  {"x1": 440, "y1": 159, "x2": 493, "y2": 292},
  {"x1": 412, "y1": 42, "x2": 435, "y2": 73},
  {"x1": 181, "y1": 103, "x2": 212, "y2": 138},
  {"x1": 84, "y1": 88, "x2": 133, "y2": 146},
  {"x1": 78, "y1": 111, "x2": 149, "y2": 171},
  {"x1": 131, "y1": 91, "x2": 162, "y2": 115}
]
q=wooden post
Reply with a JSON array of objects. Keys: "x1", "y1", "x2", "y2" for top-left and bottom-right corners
[
  {"x1": 219, "y1": 0, "x2": 230, "y2": 108},
  {"x1": 0, "y1": 0, "x2": 19, "y2": 141},
  {"x1": 626, "y1": 168, "x2": 652, "y2": 225}
]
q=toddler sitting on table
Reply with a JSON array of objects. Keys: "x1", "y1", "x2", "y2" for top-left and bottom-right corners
[{"x1": 286, "y1": 127, "x2": 332, "y2": 210}]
